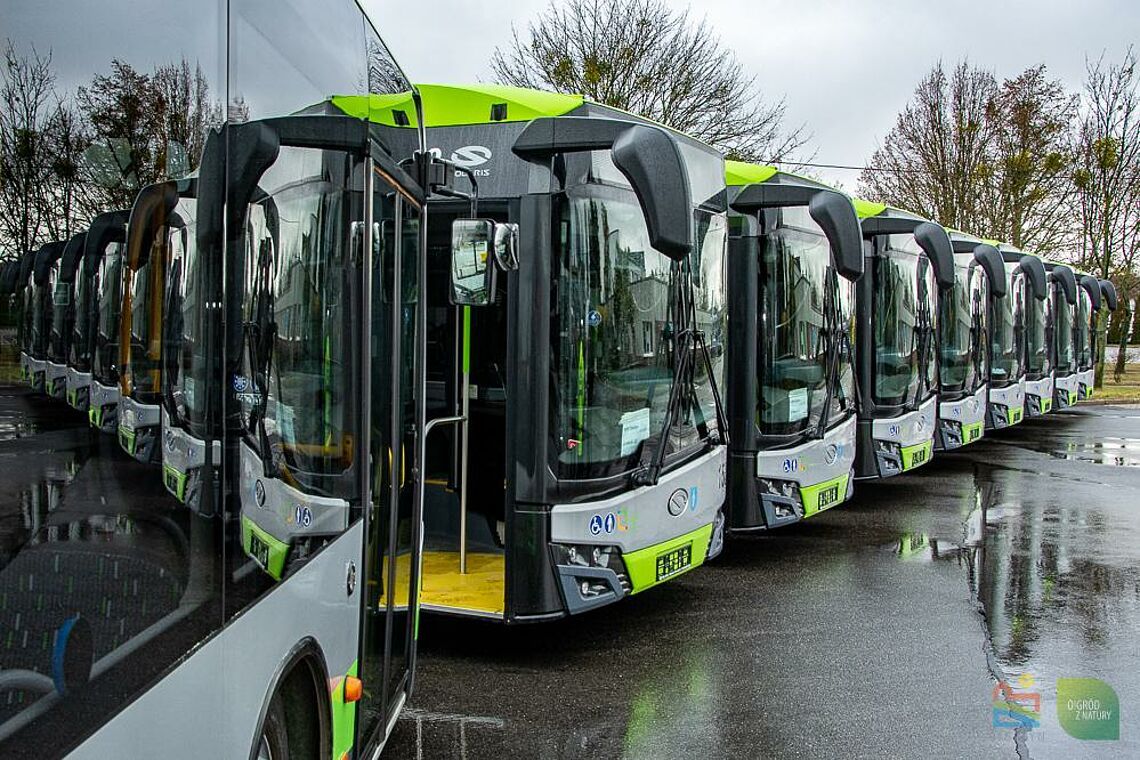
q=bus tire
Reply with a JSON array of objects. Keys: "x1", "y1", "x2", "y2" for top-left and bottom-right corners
[{"x1": 257, "y1": 691, "x2": 290, "y2": 760}]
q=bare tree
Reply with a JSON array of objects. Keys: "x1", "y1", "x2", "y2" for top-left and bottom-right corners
[
  {"x1": 1073, "y1": 48, "x2": 1140, "y2": 280},
  {"x1": 858, "y1": 62, "x2": 998, "y2": 233},
  {"x1": 1072, "y1": 48, "x2": 1140, "y2": 386},
  {"x1": 0, "y1": 41, "x2": 62, "y2": 259},
  {"x1": 983, "y1": 65, "x2": 1077, "y2": 252},
  {"x1": 490, "y1": 0, "x2": 809, "y2": 163}
]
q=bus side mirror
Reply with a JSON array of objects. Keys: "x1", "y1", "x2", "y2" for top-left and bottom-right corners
[
  {"x1": 808, "y1": 191, "x2": 863, "y2": 281},
  {"x1": 450, "y1": 219, "x2": 498, "y2": 306}
]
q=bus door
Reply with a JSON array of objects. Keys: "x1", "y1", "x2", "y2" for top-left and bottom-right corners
[{"x1": 356, "y1": 159, "x2": 425, "y2": 755}]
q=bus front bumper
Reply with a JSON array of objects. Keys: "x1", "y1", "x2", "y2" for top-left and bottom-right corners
[
  {"x1": 1077, "y1": 368, "x2": 1095, "y2": 400},
  {"x1": 861, "y1": 396, "x2": 937, "y2": 479},
  {"x1": 45, "y1": 361, "x2": 69, "y2": 399},
  {"x1": 938, "y1": 384, "x2": 987, "y2": 450},
  {"x1": 548, "y1": 447, "x2": 726, "y2": 615},
  {"x1": 736, "y1": 415, "x2": 856, "y2": 530},
  {"x1": 1025, "y1": 375, "x2": 1054, "y2": 417},
  {"x1": 118, "y1": 396, "x2": 162, "y2": 463},
  {"x1": 988, "y1": 381, "x2": 1025, "y2": 430},
  {"x1": 88, "y1": 380, "x2": 120, "y2": 434},
  {"x1": 66, "y1": 368, "x2": 93, "y2": 411},
  {"x1": 1054, "y1": 372, "x2": 1079, "y2": 409}
]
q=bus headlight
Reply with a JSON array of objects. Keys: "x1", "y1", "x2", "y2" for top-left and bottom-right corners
[{"x1": 756, "y1": 477, "x2": 803, "y2": 519}]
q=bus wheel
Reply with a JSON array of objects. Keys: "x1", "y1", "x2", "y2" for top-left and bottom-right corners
[{"x1": 256, "y1": 692, "x2": 289, "y2": 760}]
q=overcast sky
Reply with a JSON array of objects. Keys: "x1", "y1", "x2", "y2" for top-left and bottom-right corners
[{"x1": 366, "y1": 0, "x2": 1138, "y2": 188}]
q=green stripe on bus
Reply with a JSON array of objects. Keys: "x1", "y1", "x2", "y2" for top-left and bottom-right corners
[
  {"x1": 330, "y1": 660, "x2": 359, "y2": 760},
  {"x1": 624, "y1": 524, "x2": 713, "y2": 594},
  {"x1": 801, "y1": 473, "x2": 850, "y2": 517},
  {"x1": 900, "y1": 439, "x2": 933, "y2": 471}
]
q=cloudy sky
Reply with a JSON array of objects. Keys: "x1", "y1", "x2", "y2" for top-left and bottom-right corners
[{"x1": 366, "y1": 0, "x2": 1137, "y2": 187}]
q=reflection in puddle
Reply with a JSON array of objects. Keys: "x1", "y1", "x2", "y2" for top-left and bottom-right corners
[{"x1": 1044, "y1": 437, "x2": 1140, "y2": 466}]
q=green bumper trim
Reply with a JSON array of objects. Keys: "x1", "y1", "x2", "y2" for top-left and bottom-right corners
[
  {"x1": 961, "y1": 421, "x2": 984, "y2": 445},
  {"x1": 1040, "y1": 396, "x2": 1053, "y2": 414},
  {"x1": 624, "y1": 524, "x2": 712, "y2": 594},
  {"x1": 801, "y1": 474, "x2": 850, "y2": 518},
  {"x1": 67, "y1": 387, "x2": 77, "y2": 407},
  {"x1": 241, "y1": 515, "x2": 289, "y2": 581},
  {"x1": 163, "y1": 464, "x2": 189, "y2": 503},
  {"x1": 900, "y1": 439, "x2": 933, "y2": 471},
  {"x1": 1008, "y1": 406, "x2": 1024, "y2": 425},
  {"x1": 330, "y1": 660, "x2": 359, "y2": 760},
  {"x1": 118, "y1": 426, "x2": 137, "y2": 456},
  {"x1": 89, "y1": 405, "x2": 101, "y2": 428}
]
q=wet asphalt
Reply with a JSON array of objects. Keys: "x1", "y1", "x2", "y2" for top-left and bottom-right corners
[
  {"x1": 386, "y1": 406, "x2": 1140, "y2": 760},
  {"x1": 2, "y1": 382, "x2": 1137, "y2": 759}
]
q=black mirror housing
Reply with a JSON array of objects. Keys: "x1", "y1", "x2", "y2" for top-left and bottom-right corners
[
  {"x1": 513, "y1": 116, "x2": 695, "y2": 261},
  {"x1": 913, "y1": 222, "x2": 955, "y2": 290},
  {"x1": 1019, "y1": 255, "x2": 1047, "y2": 301},
  {"x1": 1100, "y1": 279, "x2": 1118, "y2": 311},
  {"x1": 731, "y1": 183, "x2": 863, "y2": 281},
  {"x1": 972, "y1": 245, "x2": 1007, "y2": 298},
  {"x1": 807, "y1": 191, "x2": 863, "y2": 281},
  {"x1": 1050, "y1": 264, "x2": 1077, "y2": 305},
  {"x1": 1079, "y1": 274, "x2": 1102, "y2": 311}
]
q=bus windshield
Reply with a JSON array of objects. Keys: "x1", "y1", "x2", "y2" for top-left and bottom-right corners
[
  {"x1": 551, "y1": 184, "x2": 726, "y2": 480},
  {"x1": 93, "y1": 244, "x2": 124, "y2": 383},
  {"x1": 757, "y1": 206, "x2": 853, "y2": 437},
  {"x1": 1076, "y1": 290, "x2": 1092, "y2": 369},
  {"x1": 48, "y1": 261, "x2": 68, "y2": 362},
  {"x1": 991, "y1": 269, "x2": 1024, "y2": 386},
  {"x1": 940, "y1": 260, "x2": 987, "y2": 394},
  {"x1": 872, "y1": 236, "x2": 937, "y2": 406},
  {"x1": 238, "y1": 147, "x2": 357, "y2": 495},
  {"x1": 1026, "y1": 294, "x2": 1053, "y2": 377},
  {"x1": 71, "y1": 261, "x2": 92, "y2": 368},
  {"x1": 1055, "y1": 294, "x2": 1074, "y2": 373}
]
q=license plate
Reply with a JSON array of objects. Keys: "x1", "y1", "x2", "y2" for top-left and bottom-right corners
[
  {"x1": 967, "y1": 427, "x2": 980, "y2": 442},
  {"x1": 655, "y1": 543, "x2": 692, "y2": 582},
  {"x1": 818, "y1": 485, "x2": 840, "y2": 509},
  {"x1": 249, "y1": 532, "x2": 270, "y2": 569},
  {"x1": 912, "y1": 448, "x2": 928, "y2": 466}
]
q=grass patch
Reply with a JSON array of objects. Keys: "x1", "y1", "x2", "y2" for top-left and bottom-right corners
[{"x1": 1091, "y1": 362, "x2": 1140, "y2": 405}]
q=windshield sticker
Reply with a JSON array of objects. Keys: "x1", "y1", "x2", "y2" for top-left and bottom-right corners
[
  {"x1": 787, "y1": 388, "x2": 809, "y2": 421},
  {"x1": 278, "y1": 402, "x2": 295, "y2": 444},
  {"x1": 183, "y1": 376, "x2": 196, "y2": 409},
  {"x1": 620, "y1": 407, "x2": 652, "y2": 456}
]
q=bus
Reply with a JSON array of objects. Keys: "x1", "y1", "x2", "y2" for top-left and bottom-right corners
[
  {"x1": 118, "y1": 180, "x2": 196, "y2": 462},
  {"x1": 1084, "y1": 278, "x2": 1119, "y2": 399},
  {"x1": 996, "y1": 246, "x2": 1048, "y2": 420},
  {"x1": 66, "y1": 212, "x2": 130, "y2": 413},
  {"x1": 723, "y1": 162, "x2": 864, "y2": 530},
  {"x1": 228, "y1": 83, "x2": 730, "y2": 620},
  {"x1": 2, "y1": 1, "x2": 432, "y2": 756},
  {"x1": 44, "y1": 233, "x2": 88, "y2": 399},
  {"x1": 938, "y1": 234, "x2": 1004, "y2": 449},
  {"x1": 1070, "y1": 268, "x2": 1103, "y2": 401},
  {"x1": 1020, "y1": 252, "x2": 1058, "y2": 417},
  {"x1": 852, "y1": 201, "x2": 954, "y2": 478},
  {"x1": 14, "y1": 249, "x2": 37, "y2": 384},
  {"x1": 966, "y1": 238, "x2": 1028, "y2": 430},
  {"x1": 1042, "y1": 261, "x2": 1077, "y2": 411},
  {"x1": 27, "y1": 242, "x2": 67, "y2": 393}
]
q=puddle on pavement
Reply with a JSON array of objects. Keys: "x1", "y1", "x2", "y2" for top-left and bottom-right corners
[
  {"x1": 887, "y1": 462, "x2": 1140, "y2": 756},
  {"x1": 1042, "y1": 437, "x2": 1140, "y2": 467}
]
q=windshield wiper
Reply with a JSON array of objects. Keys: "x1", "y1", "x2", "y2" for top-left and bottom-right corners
[
  {"x1": 813, "y1": 268, "x2": 857, "y2": 440},
  {"x1": 633, "y1": 262, "x2": 727, "y2": 488}
]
